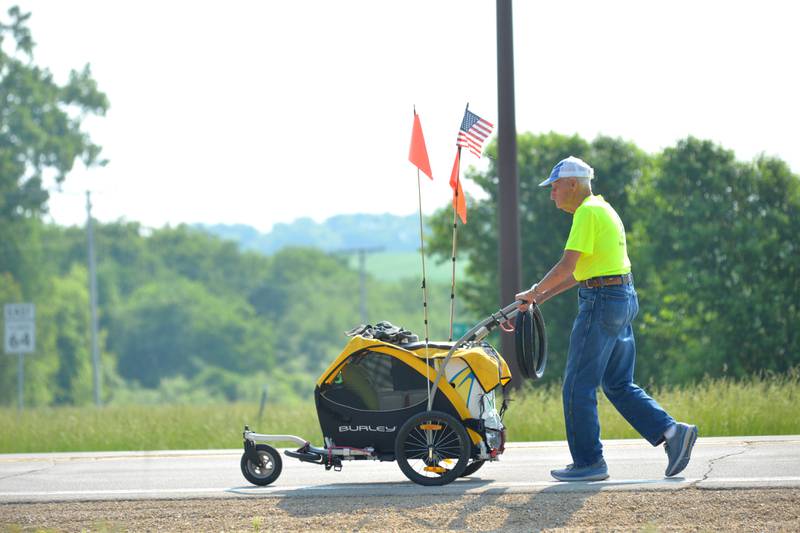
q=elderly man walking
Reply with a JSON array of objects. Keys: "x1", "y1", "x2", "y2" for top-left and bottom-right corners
[{"x1": 516, "y1": 156, "x2": 697, "y2": 481}]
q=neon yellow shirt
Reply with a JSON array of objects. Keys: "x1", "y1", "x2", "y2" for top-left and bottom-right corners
[{"x1": 565, "y1": 195, "x2": 631, "y2": 281}]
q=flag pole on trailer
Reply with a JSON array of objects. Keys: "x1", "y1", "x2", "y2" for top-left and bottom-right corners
[
  {"x1": 407, "y1": 106, "x2": 434, "y2": 403},
  {"x1": 447, "y1": 104, "x2": 468, "y2": 341},
  {"x1": 448, "y1": 154, "x2": 461, "y2": 341},
  {"x1": 449, "y1": 105, "x2": 494, "y2": 339},
  {"x1": 416, "y1": 165, "x2": 430, "y2": 354}
]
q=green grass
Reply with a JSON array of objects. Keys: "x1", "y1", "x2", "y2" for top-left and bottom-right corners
[
  {"x1": 0, "y1": 403, "x2": 321, "y2": 453},
  {"x1": 1, "y1": 374, "x2": 797, "y2": 453},
  {"x1": 505, "y1": 372, "x2": 800, "y2": 441}
]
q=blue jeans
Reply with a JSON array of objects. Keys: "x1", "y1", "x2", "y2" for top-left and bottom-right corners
[{"x1": 563, "y1": 283, "x2": 675, "y2": 467}]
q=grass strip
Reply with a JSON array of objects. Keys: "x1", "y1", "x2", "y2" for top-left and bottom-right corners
[{"x1": 1, "y1": 373, "x2": 797, "y2": 453}]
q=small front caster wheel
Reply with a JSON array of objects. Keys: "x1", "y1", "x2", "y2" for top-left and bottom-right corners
[{"x1": 241, "y1": 444, "x2": 282, "y2": 486}]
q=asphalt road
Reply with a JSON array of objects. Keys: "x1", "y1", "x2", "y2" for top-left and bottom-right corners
[{"x1": 1, "y1": 435, "x2": 798, "y2": 504}]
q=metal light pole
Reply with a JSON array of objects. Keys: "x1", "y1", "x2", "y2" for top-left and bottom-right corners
[{"x1": 496, "y1": 0, "x2": 522, "y2": 385}]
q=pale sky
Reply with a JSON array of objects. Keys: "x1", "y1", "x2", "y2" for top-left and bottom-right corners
[{"x1": 16, "y1": 0, "x2": 800, "y2": 232}]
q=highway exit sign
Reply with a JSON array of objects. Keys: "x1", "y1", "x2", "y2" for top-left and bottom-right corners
[{"x1": 4, "y1": 303, "x2": 35, "y2": 354}]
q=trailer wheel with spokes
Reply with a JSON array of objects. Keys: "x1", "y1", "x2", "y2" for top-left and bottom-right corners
[
  {"x1": 394, "y1": 410, "x2": 469, "y2": 486},
  {"x1": 241, "y1": 444, "x2": 282, "y2": 486}
]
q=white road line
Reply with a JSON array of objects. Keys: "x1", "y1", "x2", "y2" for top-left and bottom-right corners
[{"x1": 0, "y1": 487, "x2": 230, "y2": 497}]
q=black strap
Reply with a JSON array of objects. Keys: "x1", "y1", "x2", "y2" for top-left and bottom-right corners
[{"x1": 514, "y1": 305, "x2": 548, "y2": 379}]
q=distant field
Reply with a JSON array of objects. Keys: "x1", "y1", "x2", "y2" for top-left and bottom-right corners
[
  {"x1": 346, "y1": 251, "x2": 467, "y2": 283},
  {"x1": 2, "y1": 374, "x2": 797, "y2": 453}
]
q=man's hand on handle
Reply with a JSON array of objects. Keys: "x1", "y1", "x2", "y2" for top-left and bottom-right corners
[
  {"x1": 516, "y1": 251, "x2": 581, "y2": 311},
  {"x1": 516, "y1": 283, "x2": 538, "y2": 312}
]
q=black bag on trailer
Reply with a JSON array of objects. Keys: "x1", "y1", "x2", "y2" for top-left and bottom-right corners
[{"x1": 345, "y1": 321, "x2": 419, "y2": 346}]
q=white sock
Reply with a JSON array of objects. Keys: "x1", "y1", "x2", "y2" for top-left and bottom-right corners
[{"x1": 663, "y1": 424, "x2": 677, "y2": 440}]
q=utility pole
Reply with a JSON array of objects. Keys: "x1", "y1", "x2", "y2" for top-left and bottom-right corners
[
  {"x1": 334, "y1": 246, "x2": 384, "y2": 324},
  {"x1": 357, "y1": 249, "x2": 368, "y2": 324},
  {"x1": 496, "y1": 0, "x2": 522, "y2": 385},
  {"x1": 86, "y1": 191, "x2": 102, "y2": 406}
]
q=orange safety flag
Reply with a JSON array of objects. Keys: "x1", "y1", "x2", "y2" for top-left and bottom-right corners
[
  {"x1": 449, "y1": 148, "x2": 467, "y2": 224},
  {"x1": 408, "y1": 111, "x2": 433, "y2": 180}
]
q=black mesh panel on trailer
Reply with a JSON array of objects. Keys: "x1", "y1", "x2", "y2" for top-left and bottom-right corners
[{"x1": 315, "y1": 350, "x2": 463, "y2": 455}]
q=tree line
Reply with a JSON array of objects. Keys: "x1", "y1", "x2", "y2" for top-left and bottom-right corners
[
  {"x1": 2, "y1": 6, "x2": 798, "y2": 407},
  {"x1": 1, "y1": 221, "x2": 456, "y2": 406},
  {"x1": 3, "y1": 135, "x2": 797, "y2": 407}
]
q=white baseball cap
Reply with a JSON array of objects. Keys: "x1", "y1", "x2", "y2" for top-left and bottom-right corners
[{"x1": 539, "y1": 156, "x2": 594, "y2": 187}]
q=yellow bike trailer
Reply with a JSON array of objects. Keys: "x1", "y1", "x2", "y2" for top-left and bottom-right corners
[{"x1": 241, "y1": 300, "x2": 546, "y2": 486}]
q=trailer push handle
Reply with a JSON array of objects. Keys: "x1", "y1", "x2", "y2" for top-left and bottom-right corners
[{"x1": 426, "y1": 300, "x2": 543, "y2": 411}]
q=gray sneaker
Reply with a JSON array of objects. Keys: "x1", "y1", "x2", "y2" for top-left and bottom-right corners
[
  {"x1": 664, "y1": 423, "x2": 698, "y2": 477},
  {"x1": 551, "y1": 458, "x2": 609, "y2": 482}
]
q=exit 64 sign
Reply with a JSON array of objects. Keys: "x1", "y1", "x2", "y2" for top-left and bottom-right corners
[{"x1": 4, "y1": 303, "x2": 35, "y2": 354}]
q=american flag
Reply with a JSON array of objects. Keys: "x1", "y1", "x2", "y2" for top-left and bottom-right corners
[{"x1": 457, "y1": 109, "x2": 494, "y2": 158}]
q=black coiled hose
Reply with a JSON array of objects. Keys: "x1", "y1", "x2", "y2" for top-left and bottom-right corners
[{"x1": 514, "y1": 305, "x2": 548, "y2": 379}]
